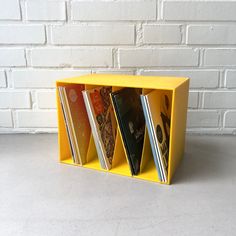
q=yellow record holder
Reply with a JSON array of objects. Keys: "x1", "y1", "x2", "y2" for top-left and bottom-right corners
[{"x1": 56, "y1": 74, "x2": 189, "y2": 185}]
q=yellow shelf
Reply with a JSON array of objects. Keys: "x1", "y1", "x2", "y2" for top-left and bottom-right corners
[
  {"x1": 56, "y1": 74, "x2": 189, "y2": 185},
  {"x1": 61, "y1": 158, "x2": 77, "y2": 166}
]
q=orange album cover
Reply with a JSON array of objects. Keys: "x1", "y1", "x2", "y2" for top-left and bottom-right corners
[{"x1": 64, "y1": 84, "x2": 91, "y2": 164}]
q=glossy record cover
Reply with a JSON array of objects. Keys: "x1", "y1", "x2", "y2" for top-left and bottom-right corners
[
  {"x1": 64, "y1": 84, "x2": 91, "y2": 164},
  {"x1": 111, "y1": 88, "x2": 145, "y2": 175},
  {"x1": 84, "y1": 86, "x2": 117, "y2": 169},
  {"x1": 144, "y1": 90, "x2": 172, "y2": 182}
]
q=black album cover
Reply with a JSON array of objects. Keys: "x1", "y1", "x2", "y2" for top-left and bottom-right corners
[{"x1": 110, "y1": 88, "x2": 145, "y2": 175}]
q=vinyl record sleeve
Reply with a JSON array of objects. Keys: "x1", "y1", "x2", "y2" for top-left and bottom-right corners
[
  {"x1": 64, "y1": 84, "x2": 91, "y2": 164},
  {"x1": 143, "y1": 90, "x2": 172, "y2": 182},
  {"x1": 82, "y1": 86, "x2": 117, "y2": 170},
  {"x1": 111, "y1": 88, "x2": 145, "y2": 175}
]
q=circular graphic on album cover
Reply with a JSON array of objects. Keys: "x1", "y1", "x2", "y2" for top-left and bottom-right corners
[
  {"x1": 156, "y1": 125, "x2": 163, "y2": 143},
  {"x1": 69, "y1": 89, "x2": 78, "y2": 103}
]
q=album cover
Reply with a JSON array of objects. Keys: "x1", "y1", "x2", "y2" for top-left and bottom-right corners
[
  {"x1": 141, "y1": 90, "x2": 172, "y2": 182},
  {"x1": 58, "y1": 86, "x2": 76, "y2": 163},
  {"x1": 63, "y1": 84, "x2": 91, "y2": 165},
  {"x1": 82, "y1": 86, "x2": 117, "y2": 170},
  {"x1": 110, "y1": 88, "x2": 145, "y2": 175}
]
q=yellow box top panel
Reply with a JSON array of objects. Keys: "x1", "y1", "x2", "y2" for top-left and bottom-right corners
[{"x1": 56, "y1": 74, "x2": 189, "y2": 90}]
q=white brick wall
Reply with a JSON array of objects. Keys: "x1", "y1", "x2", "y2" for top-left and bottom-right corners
[
  {"x1": 119, "y1": 48, "x2": 199, "y2": 67},
  {"x1": 0, "y1": 25, "x2": 45, "y2": 44},
  {"x1": 224, "y1": 111, "x2": 236, "y2": 128},
  {"x1": 205, "y1": 49, "x2": 236, "y2": 66},
  {"x1": 11, "y1": 69, "x2": 90, "y2": 88},
  {"x1": 204, "y1": 92, "x2": 236, "y2": 109},
  {"x1": 16, "y1": 111, "x2": 57, "y2": 128},
  {"x1": 26, "y1": 1, "x2": 66, "y2": 21},
  {"x1": 143, "y1": 25, "x2": 182, "y2": 44},
  {"x1": 0, "y1": 110, "x2": 13, "y2": 127},
  {"x1": 71, "y1": 1, "x2": 156, "y2": 21},
  {"x1": 187, "y1": 25, "x2": 236, "y2": 45},
  {"x1": 36, "y1": 90, "x2": 56, "y2": 109},
  {"x1": 0, "y1": 0, "x2": 236, "y2": 134},
  {"x1": 226, "y1": 70, "x2": 236, "y2": 88},
  {"x1": 0, "y1": 49, "x2": 26, "y2": 67},
  {"x1": 163, "y1": 1, "x2": 236, "y2": 21},
  {"x1": 51, "y1": 25, "x2": 135, "y2": 45},
  {"x1": 0, "y1": 70, "x2": 6, "y2": 87},
  {"x1": 188, "y1": 92, "x2": 198, "y2": 109},
  {"x1": 0, "y1": 91, "x2": 31, "y2": 108},
  {"x1": 140, "y1": 70, "x2": 220, "y2": 88},
  {"x1": 30, "y1": 48, "x2": 112, "y2": 67},
  {"x1": 0, "y1": 0, "x2": 21, "y2": 20},
  {"x1": 187, "y1": 110, "x2": 220, "y2": 128}
]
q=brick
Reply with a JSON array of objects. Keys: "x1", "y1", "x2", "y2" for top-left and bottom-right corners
[
  {"x1": 51, "y1": 25, "x2": 134, "y2": 45},
  {"x1": 188, "y1": 92, "x2": 198, "y2": 108},
  {"x1": 0, "y1": 70, "x2": 6, "y2": 87},
  {"x1": 16, "y1": 110, "x2": 57, "y2": 128},
  {"x1": 94, "y1": 70, "x2": 134, "y2": 75},
  {"x1": 119, "y1": 49, "x2": 199, "y2": 67},
  {"x1": 163, "y1": 1, "x2": 236, "y2": 21},
  {"x1": 204, "y1": 92, "x2": 236, "y2": 109},
  {"x1": 0, "y1": 0, "x2": 21, "y2": 20},
  {"x1": 226, "y1": 70, "x2": 236, "y2": 88},
  {"x1": 140, "y1": 70, "x2": 219, "y2": 88},
  {"x1": 187, "y1": 25, "x2": 236, "y2": 45},
  {"x1": 0, "y1": 110, "x2": 12, "y2": 127},
  {"x1": 187, "y1": 110, "x2": 219, "y2": 128},
  {"x1": 143, "y1": 24, "x2": 181, "y2": 44},
  {"x1": 37, "y1": 90, "x2": 56, "y2": 109},
  {"x1": 0, "y1": 25, "x2": 45, "y2": 44},
  {"x1": 0, "y1": 91, "x2": 31, "y2": 108},
  {"x1": 0, "y1": 49, "x2": 26, "y2": 67},
  {"x1": 205, "y1": 49, "x2": 236, "y2": 66},
  {"x1": 224, "y1": 111, "x2": 236, "y2": 128},
  {"x1": 71, "y1": 0, "x2": 156, "y2": 21},
  {"x1": 12, "y1": 69, "x2": 90, "y2": 88},
  {"x1": 26, "y1": 1, "x2": 66, "y2": 21},
  {"x1": 30, "y1": 48, "x2": 112, "y2": 67}
]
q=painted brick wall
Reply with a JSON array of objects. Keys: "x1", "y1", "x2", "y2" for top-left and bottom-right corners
[{"x1": 0, "y1": 0, "x2": 236, "y2": 134}]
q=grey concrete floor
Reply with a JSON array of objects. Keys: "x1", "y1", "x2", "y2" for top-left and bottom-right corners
[{"x1": 0, "y1": 134, "x2": 235, "y2": 236}]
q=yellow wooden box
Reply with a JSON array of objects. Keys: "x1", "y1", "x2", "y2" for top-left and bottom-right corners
[{"x1": 56, "y1": 74, "x2": 189, "y2": 185}]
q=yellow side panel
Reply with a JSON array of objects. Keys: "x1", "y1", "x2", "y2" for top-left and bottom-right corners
[{"x1": 168, "y1": 80, "x2": 189, "y2": 184}]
